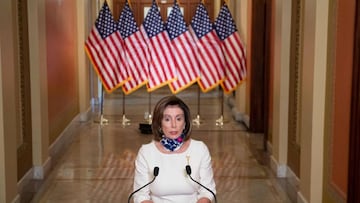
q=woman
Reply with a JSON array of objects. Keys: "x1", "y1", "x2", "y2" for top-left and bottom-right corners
[{"x1": 132, "y1": 95, "x2": 216, "y2": 203}]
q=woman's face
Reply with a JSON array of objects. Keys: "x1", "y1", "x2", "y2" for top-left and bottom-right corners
[{"x1": 161, "y1": 105, "x2": 185, "y2": 139}]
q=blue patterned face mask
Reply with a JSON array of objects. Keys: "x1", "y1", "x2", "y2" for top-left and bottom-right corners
[{"x1": 160, "y1": 133, "x2": 186, "y2": 152}]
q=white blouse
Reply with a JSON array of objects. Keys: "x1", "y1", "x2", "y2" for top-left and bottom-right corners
[{"x1": 132, "y1": 139, "x2": 216, "y2": 203}]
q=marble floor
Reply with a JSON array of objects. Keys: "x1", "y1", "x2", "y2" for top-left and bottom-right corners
[{"x1": 30, "y1": 85, "x2": 296, "y2": 203}]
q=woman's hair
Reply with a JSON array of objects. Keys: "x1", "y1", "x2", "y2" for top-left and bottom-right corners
[{"x1": 151, "y1": 95, "x2": 192, "y2": 141}]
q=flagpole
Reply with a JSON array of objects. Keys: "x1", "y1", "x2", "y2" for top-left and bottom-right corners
[
  {"x1": 123, "y1": 92, "x2": 125, "y2": 115},
  {"x1": 139, "y1": 90, "x2": 152, "y2": 134},
  {"x1": 121, "y1": 92, "x2": 130, "y2": 126},
  {"x1": 197, "y1": 86, "x2": 200, "y2": 115},
  {"x1": 92, "y1": 0, "x2": 107, "y2": 126},
  {"x1": 99, "y1": 87, "x2": 108, "y2": 125},
  {"x1": 216, "y1": 88, "x2": 225, "y2": 126},
  {"x1": 192, "y1": 85, "x2": 203, "y2": 126},
  {"x1": 147, "y1": 91, "x2": 152, "y2": 124}
]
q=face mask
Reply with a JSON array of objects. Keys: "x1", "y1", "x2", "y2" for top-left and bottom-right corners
[{"x1": 160, "y1": 132, "x2": 185, "y2": 152}]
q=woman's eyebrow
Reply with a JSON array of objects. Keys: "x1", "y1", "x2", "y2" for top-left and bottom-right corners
[{"x1": 162, "y1": 114, "x2": 184, "y2": 118}]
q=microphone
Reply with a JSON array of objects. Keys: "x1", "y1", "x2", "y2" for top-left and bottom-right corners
[
  {"x1": 185, "y1": 165, "x2": 217, "y2": 203},
  {"x1": 128, "y1": 166, "x2": 159, "y2": 203}
]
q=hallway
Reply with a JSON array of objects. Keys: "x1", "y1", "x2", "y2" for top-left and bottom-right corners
[{"x1": 30, "y1": 85, "x2": 295, "y2": 203}]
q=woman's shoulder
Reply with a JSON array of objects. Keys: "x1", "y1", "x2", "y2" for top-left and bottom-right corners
[
  {"x1": 138, "y1": 140, "x2": 156, "y2": 153},
  {"x1": 190, "y1": 139, "x2": 203, "y2": 145},
  {"x1": 189, "y1": 139, "x2": 208, "y2": 151}
]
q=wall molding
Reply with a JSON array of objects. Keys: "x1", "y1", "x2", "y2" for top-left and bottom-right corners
[
  {"x1": 33, "y1": 158, "x2": 51, "y2": 180},
  {"x1": 225, "y1": 94, "x2": 250, "y2": 128},
  {"x1": 48, "y1": 113, "x2": 87, "y2": 160},
  {"x1": 297, "y1": 191, "x2": 308, "y2": 203},
  {"x1": 270, "y1": 155, "x2": 287, "y2": 178}
]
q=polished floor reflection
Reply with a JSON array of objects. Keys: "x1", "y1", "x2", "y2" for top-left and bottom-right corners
[{"x1": 31, "y1": 85, "x2": 295, "y2": 203}]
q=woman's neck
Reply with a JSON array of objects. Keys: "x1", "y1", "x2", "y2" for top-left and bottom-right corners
[{"x1": 155, "y1": 139, "x2": 191, "y2": 154}]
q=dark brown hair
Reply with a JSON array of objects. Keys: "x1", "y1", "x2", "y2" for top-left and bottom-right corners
[{"x1": 151, "y1": 95, "x2": 192, "y2": 141}]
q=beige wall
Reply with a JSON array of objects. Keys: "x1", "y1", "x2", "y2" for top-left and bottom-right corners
[
  {"x1": 28, "y1": 0, "x2": 91, "y2": 176},
  {"x1": 0, "y1": 0, "x2": 91, "y2": 201},
  {"x1": 77, "y1": 0, "x2": 92, "y2": 122},
  {"x1": 225, "y1": 0, "x2": 250, "y2": 121},
  {"x1": 299, "y1": 0, "x2": 329, "y2": 202},
  {"x1": 234, "y1": 0, "x2": 250, "y2": 116},
  {"x1": 270, "y1": 0, "x2": 291, "y2": 177},
  {"x1": 268, "y1": 0, "x2": 350, "y2": 202},
  {"x1": 0, "y1": 1, "x2": 20, "y2": 202},
  {"x1": 28, "y1": 0, "x2": 50, "y2": 175}
]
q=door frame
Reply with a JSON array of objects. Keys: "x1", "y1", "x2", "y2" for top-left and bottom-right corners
[{"x1": 347, "y1": 0, "x2": 360, "y2": 202}]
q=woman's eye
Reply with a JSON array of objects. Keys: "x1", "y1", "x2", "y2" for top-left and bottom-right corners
[{"x1": 176, "y1": 116, "x2": 185, "y2": 121}]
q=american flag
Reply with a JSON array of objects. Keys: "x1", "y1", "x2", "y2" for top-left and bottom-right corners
[
  {"x1": 214, "y1": 4, "x2": 246, "y2": 93},
  {"x1": 118, "y1": 1, "x2": 149, "y2": 95},
  {"x1": 166, "y1": 3, "x2": 200, "y2": 94},
  {"x1": 85, "y1": 1, "x2": 129, "y2": 93},
  {"x1": 190, "y1": 3, "x2": 225, "y2": 93},
  {"x1": 140, "y1": 1, "x2": 177, "y2": 92}
]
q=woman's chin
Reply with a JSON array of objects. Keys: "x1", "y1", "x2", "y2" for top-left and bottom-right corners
[{"x1": 165, "y1": 134, "x2": 180, "y2": 139}]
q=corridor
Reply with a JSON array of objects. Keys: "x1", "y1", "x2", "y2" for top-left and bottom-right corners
[{"x1": 30, "y1": 85, "x2": 295, "y2": 203}]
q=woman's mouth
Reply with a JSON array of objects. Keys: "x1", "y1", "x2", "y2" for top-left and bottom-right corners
[{"x1": 169, "y1": 131, "x2": 178, "y2": 135}]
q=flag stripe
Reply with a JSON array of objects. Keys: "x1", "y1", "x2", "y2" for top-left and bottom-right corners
[
  {"x1": 214, "y1": 4, "x2": 247, "y2": 93},
  {"x1": 85, "y1": 1, "x2": 128, "y2": 93},
  {"x1": 140, "y1": 2, "x2": 177, "y2": 91},
  {"x1": 118, "y1": 2, "x2": 149, "y2": 94},
  {"x1": 92, "y1": 32, "x2": 119, "y2": 85},
  {"x1": 223, "y1": 35, "x2": 244, "y2": 88},
  {"x1": 172, "y1": 36, "x2": 197, "y2": 82},
  {"x1": 126, "y1": 32, "x2": 148, "y2": 69},
  {"x1": 193, "y1": 32, "x2": 224, "y2": 91},
  {"x1": 147, "y1": 30, "x2": 176, "y2": 90},
  {"x1": 167, "y1": 3, "x2": 199, "y2": 94},
  {"x1": 190, "y1": 3, "x2": 225, "y2": 92},
  {"x1": 86, "y1": 29, "x2": 118, "y2": 90},
  {"x1": 107, "y1": 33, "x2": 128, "y2": 82},
  {"x1": 153, "y1": 33, "x2": 175, "y2": 80},
  {"x1": 196, "y1": 31, "x2": 225, "y2": 91}
]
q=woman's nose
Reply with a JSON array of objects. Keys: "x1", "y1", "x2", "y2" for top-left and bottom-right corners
[{"x1": 171, "y1": 119, "x2": 176, "y2": 127}]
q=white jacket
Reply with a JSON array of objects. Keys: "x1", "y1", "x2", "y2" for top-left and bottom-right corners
[{"x1": 133, "y1": 139, "x2": 216, "y2": 203}]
